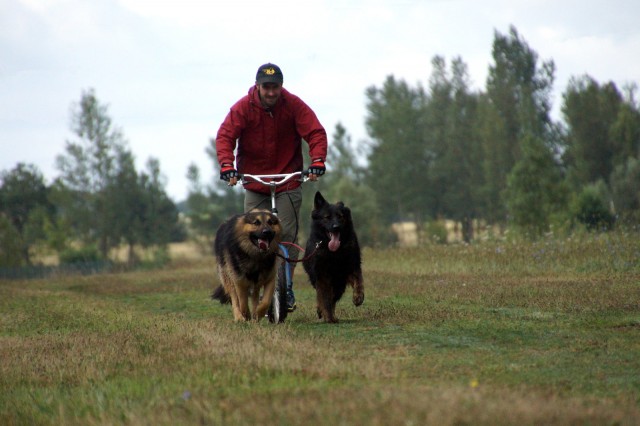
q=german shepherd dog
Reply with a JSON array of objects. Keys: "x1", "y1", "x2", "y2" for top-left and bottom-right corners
[
  {"x1": 212, "y1": 209, "x2": 282, "y2": 321},
  {"x1": 303, "y1": 192, "x2": 364, "y2": 323}
]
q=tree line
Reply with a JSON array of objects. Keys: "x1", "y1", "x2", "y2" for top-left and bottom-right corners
[
  {"x1": 188, "y1": 26, "x2": 639, "y2": 245},
  {"x1": 2, "y1": 26, "x2": 639, "y2": 267},
  {"x1": 0, "y1": 89, "x2": 184, "y2": 268}
]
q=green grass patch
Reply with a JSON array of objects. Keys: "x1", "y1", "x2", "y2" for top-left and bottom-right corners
[{"x1": 2, "y1": 234, "x2": 639, "y2": 425}]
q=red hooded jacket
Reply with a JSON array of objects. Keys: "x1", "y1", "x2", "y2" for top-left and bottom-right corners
[{"x1": 215, "y1": 86, "x2": 328, "y2": 194}]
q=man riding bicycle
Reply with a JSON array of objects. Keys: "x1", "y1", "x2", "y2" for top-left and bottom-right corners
[{"x1": 214, "y1": 62, "x2": 328, "y2": 312}]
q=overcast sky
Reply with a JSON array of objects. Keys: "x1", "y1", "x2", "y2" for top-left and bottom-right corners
[{"x1": 2, "y1": 0, "x2": 639, "y2": 201}]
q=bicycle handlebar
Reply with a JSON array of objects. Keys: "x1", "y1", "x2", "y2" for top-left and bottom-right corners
[{"x1": 240, "y1": 171, "x2": 309, "y2": 187}]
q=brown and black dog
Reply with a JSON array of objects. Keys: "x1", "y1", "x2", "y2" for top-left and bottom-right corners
[
  {"x1": 303, "y1": 192, "x2": 364, "y2": 323},
  {"x1": 212, "y1": 209, "x2": 282, "y2": 321}
]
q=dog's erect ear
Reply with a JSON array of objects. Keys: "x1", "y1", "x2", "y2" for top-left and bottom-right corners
[
  {"x1": 342, "y1": 205, "x2": 352, "y2": 220},
  {"x1": 314, "y1": 191, "x2": 327, "y2": 209}
]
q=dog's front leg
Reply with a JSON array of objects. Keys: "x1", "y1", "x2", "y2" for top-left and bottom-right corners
[
  {"x1": 254, "y1": 274, "x2": 275, "y2": 320},
  {"x1": 316, "y1": 283, "x2": 338, "y2": 323},
  {"x1": 220, "y1": 276, "x2": 245, "y2": 321},
  {"x1": 350, "y1": 269, "x2": 365, "y2": 306},
  {"x1": 249, "y1": 284, "x2": 261, "y2": 320},
  {"x1": 235, "y1": 284, "x2": 251, "y2": 321}
]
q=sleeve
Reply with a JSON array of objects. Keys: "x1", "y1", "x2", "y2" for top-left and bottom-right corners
[
  {"x1": 295, "y1": 100, "x2": 328, "y2": 162},
  {"x1": 215, "y1": 104, "x2": 246, "y2": 166}
]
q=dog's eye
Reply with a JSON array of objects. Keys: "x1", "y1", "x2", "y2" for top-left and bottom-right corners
[
  {"x1": 268, "y1": 218, "x2": 279, "y2": 226},
  {"x1": 253, "y1": 219, "x2": 261, "y2": 226}
]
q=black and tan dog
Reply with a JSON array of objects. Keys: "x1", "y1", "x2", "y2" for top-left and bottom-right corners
[
  {"x1": 303, "y1": 192, "x2": 364, "y2": 323},
  {"x1": 212, "y1": 209, "x2": 282, "y2": 321}
]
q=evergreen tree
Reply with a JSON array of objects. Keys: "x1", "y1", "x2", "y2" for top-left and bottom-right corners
[
  {"x1": 0, "y1": 163, "x2": 53, "y2": 265},
  {"x1": 105, "y1": 149, "x2": 144, "y2": 264},
  {"x1": 610, "y1": 84, "x2": 640, "y2": 166},
  {"x1": 503, "y1": 134, "x2": 567, "y2": 236},
  {"x1": 427, "y1": 56, "x2": 483, "y2": 241},
  {"x1": 561, "y1": 76, "x2": 622, "y2": 188},
  {"x1": 425, "y1": 56, "x2": 454, "y2": 218},
  {"x1": 610, "y1": 157, "x2": 640, "y2": 224},
  {"x1": 483, "y1": 26, "x2": 556, "y2": 223},
  {"x1": 56, "y1": 89, "x2": 179, "y2": 261},
  {"x1": 138, "y1": 158, "x2": 182, "y2": 260},
  {"x1": 0, "y1": 215, "x2": 23, "y2": 267},
  {"x1": 325, "y1": 122, "x2": 365, "y2": 182},
  {"x1": 56, "y1": 89, "x2": 131, "y2": 256},
  {"x1": 365, "y1": 75, "x2": 430, "y2": 223}
]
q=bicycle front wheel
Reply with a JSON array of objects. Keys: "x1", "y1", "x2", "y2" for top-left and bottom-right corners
[{"x1": 268, "y1": 261, "x2": 288, "y2": 324}]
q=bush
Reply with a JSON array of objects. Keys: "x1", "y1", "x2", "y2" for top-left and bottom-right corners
[
  {"x1": 59, "y1": 245, "x2": 101, "y2": 264},
  {"x1": 423, "y1": 221, "x2": 448, "y2": 244},
  {"x1": 572, "y1": 184, "x2": 615, "y2": 231}
]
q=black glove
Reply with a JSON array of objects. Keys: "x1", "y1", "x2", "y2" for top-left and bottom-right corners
[
  {"x1": 307, "y1": 159, "x2": 325, "y2": 176},
  {"x1": 220, "y1": 164, "x2": 238, "y2": 181}
]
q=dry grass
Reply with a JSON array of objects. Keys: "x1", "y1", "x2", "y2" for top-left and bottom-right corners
[{"x1": 1, "y1": 233, "x2": 639, "y2": 425}]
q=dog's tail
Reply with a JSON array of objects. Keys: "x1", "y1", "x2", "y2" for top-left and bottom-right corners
[{"x1": 211, "y1": 284, "x2": 231, "y2": 304}]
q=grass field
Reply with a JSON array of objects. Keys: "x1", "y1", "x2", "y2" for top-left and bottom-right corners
[{"x1": 1, "y1": 233, "x2": 639, "y2": 425}]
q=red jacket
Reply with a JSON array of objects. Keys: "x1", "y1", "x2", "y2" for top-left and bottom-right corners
[{"x1": 215, "y1": 86, "x2": 328, "y2": 194}]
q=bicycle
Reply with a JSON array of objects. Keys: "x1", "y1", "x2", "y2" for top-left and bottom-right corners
[{"x1": 238, "y1": 171, "x2": 309, "y2": 324}]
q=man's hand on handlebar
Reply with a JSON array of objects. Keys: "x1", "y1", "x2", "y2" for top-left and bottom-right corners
[
  {"x1": 220, "y1": 164, "x2": 239, "y2": 186},
  {"x1": 307, "y1": 159, "x2": 325, "y2": 182}
]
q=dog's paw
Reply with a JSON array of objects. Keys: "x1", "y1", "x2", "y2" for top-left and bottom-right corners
[{"x1": 353, "y1": 292, "x2": 364, "y2": 306}]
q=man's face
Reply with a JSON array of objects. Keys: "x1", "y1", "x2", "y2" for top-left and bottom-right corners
[{"x1": 257, "y1": 82, "x2": 282, "y2": 108}]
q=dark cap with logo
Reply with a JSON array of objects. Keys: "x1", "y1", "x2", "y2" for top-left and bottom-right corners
[{"x1": 256, "y1": 63, "x2": 283, "y2": 85}]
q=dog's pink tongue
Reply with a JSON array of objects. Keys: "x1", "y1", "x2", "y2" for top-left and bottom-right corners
[
  {"x1": 258, "y1": 239, "x2": 269, "y2": 251},
  {"x1": 328, "y1": 232, "x2": 341, "y2": 252}
]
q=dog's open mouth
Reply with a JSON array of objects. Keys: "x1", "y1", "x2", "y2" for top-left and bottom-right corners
[
  {"x1": 250, "y1": 234, "x2": 273, "y2": 252},
  {"x1": 255, "y1": 238, "x2": 270, "y2": 251},
  {"x1": 327, "y1": 231, "x2": 341, "y2": 252}
]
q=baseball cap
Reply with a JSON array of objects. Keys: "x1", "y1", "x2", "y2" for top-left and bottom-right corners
[{"x1": 256, "y1": 63, "x2": 284, "y2": 85}]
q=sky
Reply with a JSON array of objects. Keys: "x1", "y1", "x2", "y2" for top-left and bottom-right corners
[{"x1": 2, "y1": 0, "x2": 639, "y2": 202}]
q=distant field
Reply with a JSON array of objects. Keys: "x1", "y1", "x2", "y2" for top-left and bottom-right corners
[{"x1": 1, "y1": 233, "x2": 639, "y2": 425}]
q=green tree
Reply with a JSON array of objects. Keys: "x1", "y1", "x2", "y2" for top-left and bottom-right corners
[
  {"x1": 425, "y1": 56, "x2": 454, "y2": 218},
  {"x1": 0, "y1": 163, "x2": 53, "y2": 265},
  {"x1": 570, "y1": 182, "x2": 615, "y2": 231},
  {"x1": 102, "y1": 153, "x2": 181, "y2": 265},
  {"x1": 56, "y1": 88, "x2": 131, "y2": 256},
  {"x1": 561, "y1": 76, "x2": 622, "y2": 188},
  {"x1": 610, "y1": 84, "x2": 640, "y2": 165},
  {"x1": 427, "y1": 56, "x2": 483, "y2": 241},
  {"x1": 56, "y1": 89, "x2": 180, "y2": 262},
  {"x1": 325, "y1": 122, "x2": 365, "y2": 182},
  {"x1": 104, "y1": 149, "x2": 143, "y2": 264},
  {"x1": 483, "y1": 25, "x2": 556, "y2": 223},
  {"x1": 476, "y1": 93, "x2": 509, "y2": 223},
  {"x1": 503, "y1": 134, "x2": 567, "y2": 237},
  {"x1": 365, "y1": 75, "x2": 430, "y2": 223},
  {"x1": 0, "y1": 215, "x2": 23, "y2": 267},
  {"x1": 139, "y1": 158, "x2": 182, "y2": 248},
  {"x1": 610, "y1": 157, "x2": 640, "y2": 224}
]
